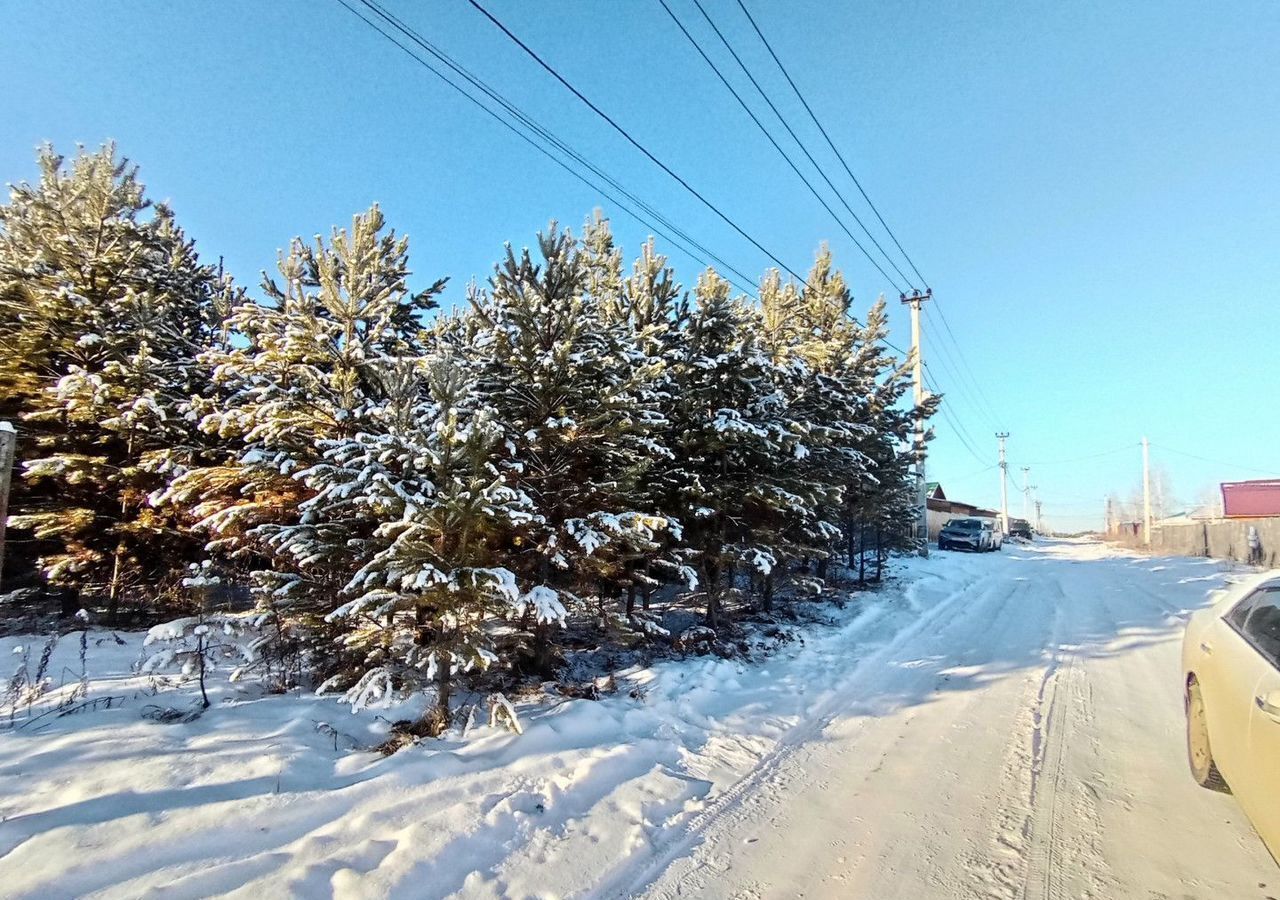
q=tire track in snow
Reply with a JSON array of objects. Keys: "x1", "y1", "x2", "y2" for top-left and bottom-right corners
[
  {"x1": 1015, "y1": 565, "x2": 1112, "y2": 900},
  {"x1": 600, "y1": 564, "x2": 994, "y2": 900}
]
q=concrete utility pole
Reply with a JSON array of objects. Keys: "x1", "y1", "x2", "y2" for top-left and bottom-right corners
[
  {"x1": 901, "y1": 289, "x2": 931, "y2": 557},
  {"x1": 1021, "y1": 466, "x2": 1031, "y2": 521},
  {"x1": 1105, "y1": 496, "x2": 1113, "y2": 535},
  {"x1": 1035, "y1": 499, "x2": 1044, "y2": 534},
  {"x1": 1142, "y1": 436, "x2": 1152, "y2": 545},
  {"x1": 0, "y1": 421, "x2": 15, "y2": 587},
  {"x1": 996, "y1": 432, "x2": 1010, "y2": 533}
]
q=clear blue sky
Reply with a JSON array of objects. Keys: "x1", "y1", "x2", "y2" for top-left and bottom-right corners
[{"x1": 3, "y1": 0, "x2": 1278, "y2": 531}]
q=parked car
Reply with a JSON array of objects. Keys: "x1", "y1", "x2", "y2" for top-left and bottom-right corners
[
  {"x1": 938, "y1": 518, "x2": 991, "y2": 552},
  {"x1": 1182, "y1": 573, "x2": 1280, "y2": 862},
  {"x1": 1008, "y1": 518, "x2": 1033, "y2": 540},
  {"x1": 987, "y1": 522, "x2": 1004, "y2": 551}
]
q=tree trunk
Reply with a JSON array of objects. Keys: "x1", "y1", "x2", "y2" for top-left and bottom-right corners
[
  {"x1": 702, "y1": 557, "x2": 720, "y2": 630},
  {"x1": 106, "y1": 540, "x2": 126, "y2": 625},
  {"x1": 874, "y1": 527, "x2": 884, "y2": 583},
  {"x1": 762, "y1": 571, "x2": 774, "y2": 613},
  {"x1": 626, "y1": 584, "x2": 636, "y2": 617},
  {"x1": 197, "y1": 631, "x2": 210, "y2": 709},
  {"x1": 414, "y1": 605, "x2": 429, "y2": 645},
  {"x1": 858, "y1": 524, "x2": 866, "y2": 584},
  {"x1": 435, "y1": 660, "x2": 452, "y2": 730}
]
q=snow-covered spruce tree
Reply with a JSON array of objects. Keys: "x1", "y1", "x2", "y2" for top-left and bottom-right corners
[
  {"x1": 841, "y1": 297, "x2": 936, "y2": 573},
  {"x1": 0, "y1": 144, "x2": 234, "y2": 616},
  {"x1": 611, "y1": 237, "x2": 696, "y2": 618},
  {"x1": 760, "y1": 251, "x2": 891, "y2": 589},
  {"x1": 300, "y1": 354, "x2": 553, "y2": 730},
  {"x1": 165, "y1": 204, "x2": 445, "y2": 616},
  {"x1": 457, "y1": 222, "x2": 673, "y2": 667},
  {"x1": 664, "y1": 269, "x2": 807, "y2": 628}
]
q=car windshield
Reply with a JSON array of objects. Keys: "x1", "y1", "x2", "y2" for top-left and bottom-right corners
[{"x1": 948, "y1": 519, "x2": 981, "y2": 530}]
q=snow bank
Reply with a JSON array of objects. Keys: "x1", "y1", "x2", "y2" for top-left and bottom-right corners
[{"x1": 0, "y1": 558, "x2": 942, "y2": 898}]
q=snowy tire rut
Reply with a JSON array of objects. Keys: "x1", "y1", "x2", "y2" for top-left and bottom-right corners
[{"x1": 628, "y1": 543, "x2": 1276, "y2": 900}]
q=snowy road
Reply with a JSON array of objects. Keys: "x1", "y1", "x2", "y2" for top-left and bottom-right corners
[
  {"x1": 1, "y1": 541, "x2": 1277, "y2": 899},
  {"x1": 636, "y1": 541, "x2": 1277, "y2": 899}
]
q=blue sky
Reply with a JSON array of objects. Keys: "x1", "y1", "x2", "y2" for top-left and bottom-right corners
[{"x1": 3, "y1": 0, "x2": 1277, "y2": 531}]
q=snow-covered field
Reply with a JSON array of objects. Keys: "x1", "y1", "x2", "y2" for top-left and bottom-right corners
[{"x1": 0, "y1": 541, "x2": 1275, "y2": 898}]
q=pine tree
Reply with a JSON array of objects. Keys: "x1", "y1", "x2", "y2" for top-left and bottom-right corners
[
  {"x1": 165, "y1": 204, "x2": 445, "y2": 614},
  {"x1": 305, "y1": 354, "x2": 550, "y2": 728},
  {"x1": 664, "y1": 270, "x2": 805, "y2": 628},
  {"x1": 759, "y1": 251, "x2": 873, "y2": 590},
  {"x1": 0, "y1": 144, "x2": 233, "y2": 615},
  {"x1": 457, "y1": 223, "x2": 673, "y2": 666}
]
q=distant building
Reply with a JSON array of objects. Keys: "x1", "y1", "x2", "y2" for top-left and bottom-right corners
[
  {"x1": 1221, "y1": 480, "x2": 1280, "y2": 518},
  {"x1": 924, "y1": 484, "x2": 1000, "y2": 539}
]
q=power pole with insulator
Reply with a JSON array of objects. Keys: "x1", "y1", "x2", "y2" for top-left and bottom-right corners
[
  {"x1": 1142, "y1": 435, "x2": 1152, "y2": 545},
  {"x1": 996, "y1": 432, "x2": 1010, "y2": 533},
  {"x1": 901, "y1": 288, "x2": 931, "y2": 556}
]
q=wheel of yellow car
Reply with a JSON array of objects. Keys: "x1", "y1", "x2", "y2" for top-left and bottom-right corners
[{"x1": 1186, "y1": 679, "x2": 1230, "y2": 793}]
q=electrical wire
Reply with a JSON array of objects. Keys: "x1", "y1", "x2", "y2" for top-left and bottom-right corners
[
  {"x1": 1149, "y1": 443, "x2": 1278, "y2": 477},
  {"x1": 732, "y1": 0, "x2": 1014, "y2": 445},
  {"x1": 923, "y1": 349, "x2": 999, "y2": 435},
  {"x1": 733, "y1": 0, "x2": 929, "y2": 288},
  {"x1": 466, "y1": 0, "x2": 808, "y2": 283},
  {"x1": 924, "y1": 303, "x2": 1003, "y2": 427},
  {"x1": 950, "y1": 463, "x2": 999, "y2": 483},
  {"x1": 683, "y1": 0, "x2": 915, "y2": 291},
  {"x1": 345, "y1": 2, "x2": 914, "y2": 371},
  {"x1": 924, "y1": 371, "x2": 988, "y2": 466},
  {"x1": 342, "y1": 0, "x2": 764, "y2": 294},
  {"x1": 656, "y1": 0, "x2": 903, "y2": 293},
  {"x1": 1012, "y1": 445, "x2": 1139, "y2": 467}
]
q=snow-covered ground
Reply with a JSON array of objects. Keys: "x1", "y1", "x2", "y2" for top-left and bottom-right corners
[{"x1": 0, "y1": 541, "x2": 1275, "y2": 898}]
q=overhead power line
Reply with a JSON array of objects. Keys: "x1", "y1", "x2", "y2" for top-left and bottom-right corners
[
  {"x1": 923, "y1": 306, "x2": 1002, "y2": 429},
  {"x1": 1149, "y1": 443, "x2": 1278, "y2": 477},
  {"x1": 657, "y1": 0, "x2": 903, "y2": 293},
  {"x1": 733, "y1": 0, "x2": 929, "y2": 288},
  {"x1": 923, "y1": 371, "x2": 988, "y2": 466},
  {"x1": 340, "y1": 0, "x2": 768, "y2": 295},
  {"x1": 342, "y1": 0, "x2": 914, "y2": 359},
  {"x1": 1013, "y1": 445, "x2": 1139, "y2": 467},
  {"x1": 730, "y1": 0, "x2": 1007, "y2": 440},
  {"x1": 465, "y1": 0, "x2": 807, "y2": 283},
  {"x1": 680, "y1": 0, "x2": 915, "y2": 292},
  {"x1": 923, "y1": 350, "x2": 998, "y2": 434}
]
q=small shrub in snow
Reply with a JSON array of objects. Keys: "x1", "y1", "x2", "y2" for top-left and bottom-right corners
[
  {"x1": 141, "y1": 613, "x2": 273, "y2": 709},
  {"x1": 488, "y1": 692, "x2": 522, "y2": 735}
]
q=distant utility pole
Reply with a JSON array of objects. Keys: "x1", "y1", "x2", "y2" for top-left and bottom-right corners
[
  {"x1": 0, "y1": 421, "x2": 15, "y2": 587},
  {"x1": 1105, "y1": 495, "x2": 1113, "y2": 535},
  {"x1": 996, "y1": 432, "x2": 1010, "y2": 532},
  {"x1": 1021, "y1": 466, "x2": 1031, "y2": 520},
  {"x1": 1035, "y1": 499, "x2": 1043, "y2": 534},
  {"x1": 902, "y1": 289, "x2": 931, "y2": 557},
  {"x1": 1142, "y1": 436, "x2": 1152, "y2": 545}
]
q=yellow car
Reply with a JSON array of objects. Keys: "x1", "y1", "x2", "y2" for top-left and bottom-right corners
[{"x1": 1182, "y1": 572, "x2": 1280, "y2": 862}]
